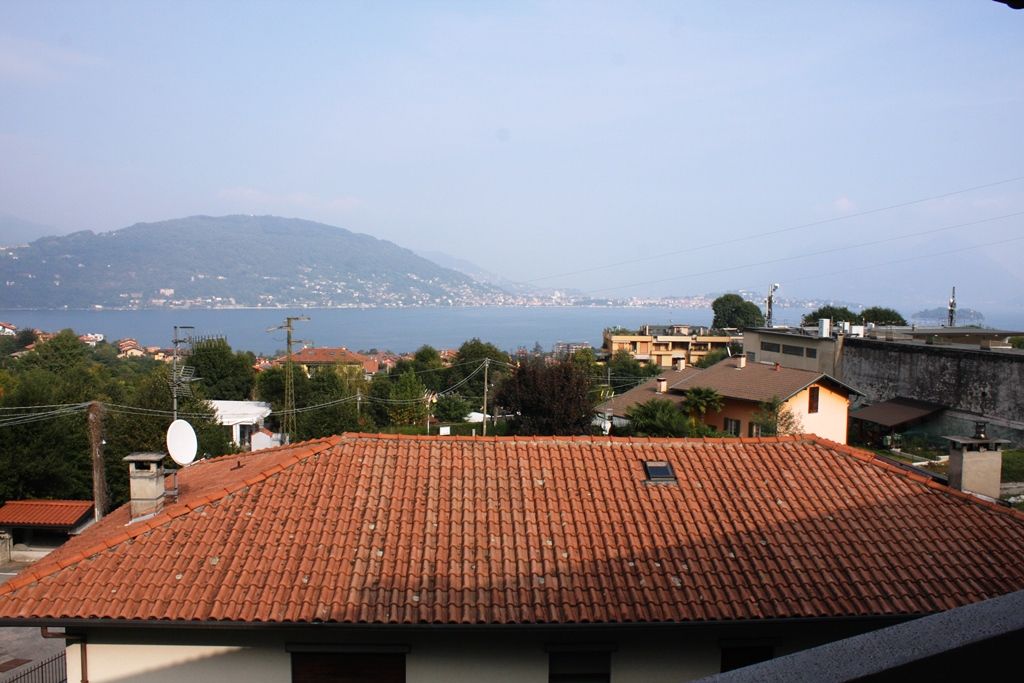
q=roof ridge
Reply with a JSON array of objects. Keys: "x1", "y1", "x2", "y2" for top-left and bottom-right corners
[
  {"x1": 802, "y1": 434, "x2": 1024, "y2": 522},
  {"x1": 0, "y1": 436, "x2": 339, "y2": 598}
]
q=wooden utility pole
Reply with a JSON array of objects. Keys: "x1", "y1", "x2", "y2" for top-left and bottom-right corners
[
  {"x1": 481, "y1": 358, "x2": 489, "y2": 436},
  {"x1": 87, "y1": 401, "x2": 108, "y2": 521}
]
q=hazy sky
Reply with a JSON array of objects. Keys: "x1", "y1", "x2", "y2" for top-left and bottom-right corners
[{"x1": 1, "y1": 1, "x2": 1022, "y2": 309}]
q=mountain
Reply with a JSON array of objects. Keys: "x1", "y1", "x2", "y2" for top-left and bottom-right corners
[
  {"x1": 0, "y1": 215, "x2": 510, "y2": 309},
  {"x1": 0, "y1": 213, "x2": 61, "y2": 247}
]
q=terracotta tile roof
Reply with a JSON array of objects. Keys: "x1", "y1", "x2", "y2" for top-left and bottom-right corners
[
  {"x1": 671, "y1": 358, "x2": 858, "y2": 403},
  {"x1": 282, "y1": 347, "x2": 377, "y2": 374},
  {"x1": 2, "y1": 435, "x2": 1024, "y2": 625},
  {"x1": 850, "y1": 397, "x2": 947, "y2": 429},
  {"x1": 597, "y1": 368, "x2": 703, "y2": 417},
  {"x1": 0, "y1": 500, "x2": 93, "y2": 528}
]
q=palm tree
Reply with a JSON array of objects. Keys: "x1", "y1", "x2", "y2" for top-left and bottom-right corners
[
  {"x1": 682, "y1": 386, "x2": 724, "y2": 431},
  {"x1": 626, "y1": 398, "x2": 690, "y2": 437}
]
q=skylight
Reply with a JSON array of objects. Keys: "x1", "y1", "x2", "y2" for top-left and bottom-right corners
[{"x1": 644, "y1": 460, "x2": 676, "y2": 482}]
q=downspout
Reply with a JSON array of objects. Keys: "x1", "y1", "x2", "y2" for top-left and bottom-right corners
[{"x1": 40, "y1": 627, "x2": 88, "y2": 683}]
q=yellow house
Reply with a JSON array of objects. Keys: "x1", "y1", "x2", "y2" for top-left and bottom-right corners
[{"x1": 600, "y1": 356, "x2": 859, "y2": 443}]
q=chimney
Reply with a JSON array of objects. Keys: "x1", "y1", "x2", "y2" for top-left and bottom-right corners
[
  {"x1": 737, "y1": 355, "x2": 747, "y2": 369},
  {"x1": 675, "y1": 358, "x2": 686, "y2": 370},
  {"x1": 944, "y1": 424, "x2": 1008, "y2": 500},
  {"x1": 124, "y1": 453, "x2": 167, "y2": 521},
  {"x1": 818, "y1": 318, "x2": 831, "y2": 338},
  {"x1": 657, "y1": 377, "x2": 667, "y2": 393}
]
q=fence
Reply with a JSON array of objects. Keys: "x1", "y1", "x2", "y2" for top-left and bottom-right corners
[{"x1": 0, "y1": 651, "x2": 66, "y2": 683}]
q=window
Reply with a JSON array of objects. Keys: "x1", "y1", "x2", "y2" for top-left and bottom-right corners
[
  {"x1": 720, "y1": 644, "x2": 773, "y2": 672},
  {"x1": 760, "y1": 341, "x2": 780, "y2": 353},
  {"x1": 292, "y1": 653, "x2": 405, "y2": 683},
  {"x1": 723, "y1": 417, "x2": 741, "y2": 436},
  {"x1": 643, "y1": 460, "x2": 676, "y2": 482},
  {"x1": 748, "y1": 423, "x2": 761, "y2": 437},
  {"x1": 782, "y1": 344, "x2": 803, "y2": 356},
  {"x1": 549, "y1": 651, "x2": 611, "y2": 683},
  {"x1": 808, "y1": 386, "x2": 820, "y2": 414},
  {"x1": 805, "y1": 348, "x2": 817, "y2": 359},
  {"x1": 746, "y1": 351, "x2": 756, "y2": 362}
]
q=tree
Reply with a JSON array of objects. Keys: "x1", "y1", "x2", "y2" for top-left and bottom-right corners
[
  {"x1": 1011, "y1": 336, "x2": 1024, "y2": 350},
  {"x1": 696, "y1": 348, "x2": 729, "y2": 369},
  {"x1": 860, "y1": 306, "x2": 907, "y2": 326},
  {"x1": 392, "y1": 345, "x2": 446, "y2": 391},
  {"x1": 388, "y1": 371, "x2": 428, "y2": 426},
  {"x1": 434, "y1": 393, "x2": 471, "y2": 422},
  {"x1": 750, "y1": 396, "x2": 804, "y2": 436},
  {"x1": 295, "y1": 370, "x2": 364, "y2": 440},
  {"x1": 608, "y1": 349, "x2": 659, "y2": 394},
  {"x1": 496, "y1": 357, "x2": 595, "y2": 436},
  {"x1": 681, "y1": 387, "x2": 724, "y2": 431},
  {"x1": 711, "y1": 294, "x2": 765, "y2": 329},
  {"x1": 445, "y1": 339, "x2": 510, "y2": 406},
  {"x1": 186, "y1": 338, "x2": 256, "y2": 400},
  {"x1": 801, "y1": 305, "x2": 858, "y2": 326},
  {"x1": 625, "y1": 398, "x2": 691, "y2": 437}
]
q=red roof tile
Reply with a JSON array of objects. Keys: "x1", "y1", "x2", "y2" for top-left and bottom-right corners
[
  {"x1": 671, "y1": 357, "x2": 858, "y2": 403},
  {"x1": 280, "y1": 347, "x2": 377, "y2": 374},
  {"x1": 0, "y1": 500, "x2": 93, "y2": 528},
  {"x1": 1, "y1": 435, "x2": 1024, "y2": 625}
]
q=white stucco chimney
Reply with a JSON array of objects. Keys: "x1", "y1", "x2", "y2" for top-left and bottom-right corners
[
  {"x1": 737, "y1": 356, "x2": 747, "y2": 369},
  {"x1": 818, "y1": 318, "x2": 831, "y2": 338},
  {"x1": 944, "y1": 424, "x2": 1008, "y2": 500},
  {"x1": 124, "y1": 453, "x2": 167, "y2": 521},
  {"x1": 657, "y1": 377, "x2": 667, "y2": 393},
  {"x1": 675, "y1": 359, "x2": 686, "y2": 370}
]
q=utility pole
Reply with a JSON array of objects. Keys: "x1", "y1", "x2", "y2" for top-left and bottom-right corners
[
  {"x1": 272, "y1": 316, "x2": 309, "y2": 444},
  {"x1": 87, "y1": 401, "x2": 108, "y2": 522},
  {"x1": 481, "y1": 358, "x2": 490, "y2": 437}
]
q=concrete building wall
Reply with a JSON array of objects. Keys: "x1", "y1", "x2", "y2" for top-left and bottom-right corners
[
  {"x1": 742, "y1": 330, "x2": 838, "y2": 376},
  {"x1": 841, "y1": 339, "x2": 1024, "y2": 442}
]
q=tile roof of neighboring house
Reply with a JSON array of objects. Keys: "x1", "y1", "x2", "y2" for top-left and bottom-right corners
[
  {"x1": 283, "y1": 347, "x2": 377, "y2": 374},
  {"x1": 2, "y1": 434, "x2": 1024, "y2": 625},
  {"x1": 0, "y1": 500, "x2": 93, "y2": 529},
  {"x1": 850, "y1": 397, "x2": 948, "y2": 429},
  {"x1": 597, "y1": 367, "x2": 703, "y2": 417},
  {"x1": 671, "y1": 357, "x2": 859, "y2": 404}
]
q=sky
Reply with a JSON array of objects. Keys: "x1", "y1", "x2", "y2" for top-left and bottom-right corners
[{"x1": 1, "y1": 1, "x2": 1022, "y2": 311}]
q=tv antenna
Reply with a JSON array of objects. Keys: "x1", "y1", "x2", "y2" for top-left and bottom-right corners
[
  {"x1": 169, "y1": 325, "x2": 200, "y2": 420},
  {"x1": 765, "y1": 283, "x2": 780, "y2": 328},
  {"x1": 268, "y1": 316, "x2": 309, "y2": 444},
  {"x1": 948, "y1": 286, "x2": 957, "y2": 327}
]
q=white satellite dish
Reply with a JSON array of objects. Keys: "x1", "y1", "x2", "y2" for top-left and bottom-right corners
[{"x1": 166, "y1": 419, "x2": 198, "y2": 466}]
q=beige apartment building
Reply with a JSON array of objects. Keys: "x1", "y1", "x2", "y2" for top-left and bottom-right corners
[{"x1": 604, "y1": 324, "x2": 739, "y2": 368}]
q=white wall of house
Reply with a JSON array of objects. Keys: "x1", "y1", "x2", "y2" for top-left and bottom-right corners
[
  {"x1": 784, "y1": 384, "x2": 850, "y2": 444},
  {"x1": 64, "y1": 621, "x2": 886, "y2": 682}
]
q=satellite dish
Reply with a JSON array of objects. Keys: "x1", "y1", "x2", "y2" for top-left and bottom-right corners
[{"x1": 166, "y1": 419, "x2": 198, "y2": 466}]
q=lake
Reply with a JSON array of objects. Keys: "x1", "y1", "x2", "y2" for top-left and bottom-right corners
[{"x1": 2, "y1": 305, "x2": 1020, "y2": 355}]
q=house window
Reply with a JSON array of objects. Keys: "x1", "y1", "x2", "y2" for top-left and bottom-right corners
[
  {"x1": 292, "y1": 653, "x2": 405, "y2": 683},
  {"x1": 782, "y1": 344, "x2": 803, "y2": 356},
  {"x1": 760, "y1": 341, "x2": 780, "y2": 353},
  {"x1": 805, "y1": 348, "x2": 817, "y2": 359},
  {"x1": 549, "y1": 651, "x2": 611, "y2": 683},
  {"x1": 748, "y1": 423, "x2": 761, "y2": 437},
  {"x1": 808, "y1": 386, "x2": 820, "y2": 414},
  {"x1": 720, "y1": 644, "x2": 774, "y2": 672},
  {"x1": 723, "y1": 417, "x2": 741, "y2": 436}
]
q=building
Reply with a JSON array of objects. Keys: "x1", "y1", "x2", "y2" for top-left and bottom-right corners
[
  {"x1": 604, "y1": 324, "x2": 738, "y2": 369},
  {"x1": 2, "y1": 433, "x2": 1023, "y2": 681},
  {"x1": 280, "y1": 346, "x2": 379, "y2": 377},
  {"x1": 598, "y1": 357, "x2": 858, "y2": 443},
  {"x1": 0, "y1": 500, "x2": 94, "y2": 563},
  {"x1": 744, "y1": 324, "x2": 1024, "y2": 445},
  {"x1": 0, "y1": 321, "x2": 17, "y2": 336},
  {"x1": 208, "y1": 400, "x2": 274, "y2": 450}
]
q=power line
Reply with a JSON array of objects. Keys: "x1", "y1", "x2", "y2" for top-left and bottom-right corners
[
  {"x1": 589, "y1": 210, "x2": 1024, "y2": 295},
  {"x1": 523, "y1": 174, "x2": 1024, "y2": 285}
]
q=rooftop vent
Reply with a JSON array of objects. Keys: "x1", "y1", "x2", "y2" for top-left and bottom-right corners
[{"x1": 643, "y1": 460, "x2": 676, "y2": 482}]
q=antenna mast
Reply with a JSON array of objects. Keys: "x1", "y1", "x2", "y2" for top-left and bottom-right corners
[
  {"x1": 948, "y1": 286, "x2": 957, "y2": 327},
  {"x1": 170, "y1": 325, "x2": 196, "y2": 421},
  {"x1": 271, "y1": 316, "x2": 309, "y2": 444},
  {"x1": 765, "y1": 283, "x2": 780, "y2": 328}
]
